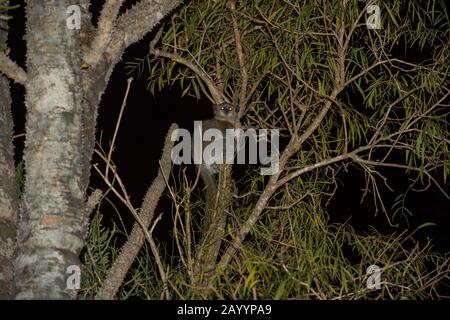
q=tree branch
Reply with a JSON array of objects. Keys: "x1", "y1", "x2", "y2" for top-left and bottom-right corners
[
  {"x1": 0, "y1": 51, "x2": 26, "y2": 84},
  {"x1": 95, "y1": 124, "x2": 177, "y2": 300},
  {"x1": 216, "y1": 23, "x2": 348, "y2": 271},
  {"x1": 150, "y1": 46, "x2": 226, "y2": 104},
  {"x1": 229, "y1": 0, "x2": 248, "y2": 116},
  {"x1": 84, "y1": 0, "x2": 125, "y2": 65},
  {"x1": 109, "y1": 0, "x2": 182, "y2": 55},
  {"x1": 0, "y1": 73, "x2": 19, "y2": 299}
]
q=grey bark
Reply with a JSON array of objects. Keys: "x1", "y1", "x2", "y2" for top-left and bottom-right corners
[
  {"x1": 4, "y1": 0, "x2": 182, "y2": 299},
  {"x1": 0, "y1": 5, "x2": 19, "y2": 300},
  {"x1": 193, "y1": 164, "x2": 232, "y2": 290},
  {"x1": 95, "y1": 124, "x2": 177, "y2": 299},
  {"x1": 14, "y1": 0, "x2": 90, "y2": 299}
]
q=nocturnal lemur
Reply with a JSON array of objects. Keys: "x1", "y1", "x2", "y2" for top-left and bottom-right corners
[{"x1": 196, "y1": 102, "x2": 238, "y2": 207}]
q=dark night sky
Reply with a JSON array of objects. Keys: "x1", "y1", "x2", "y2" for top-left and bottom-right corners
[{"x1": 6, "y1": 1, "x2": 450, "y2": 254}]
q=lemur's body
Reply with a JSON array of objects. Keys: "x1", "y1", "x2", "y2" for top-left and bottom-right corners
[{"x1": 197, "y1": 103, "x2": 237, "y2": 207}]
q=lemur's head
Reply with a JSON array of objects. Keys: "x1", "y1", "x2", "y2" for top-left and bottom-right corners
[{"x1": 213, "y1": 103, "x2": 238, "y2": 124}]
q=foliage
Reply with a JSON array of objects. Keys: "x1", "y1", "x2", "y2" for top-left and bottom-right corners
[
  {"x1": 85, "y1": 0, "x2": 450, "y2": 299},
  {"x1": 82, "y1": 188, "x2": 450, "y2": 299},
  {"x1": 0, "y1": 0, "x2": 19, "y2": 21}
]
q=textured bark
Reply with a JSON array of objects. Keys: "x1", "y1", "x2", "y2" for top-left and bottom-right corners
[
  {"x1": 15, "y1": 0, "x2": 86, "y2": 299},
  {"x1": 8, "y1": 0, "x2": 182, "y2": 299},
  {"x1": 193, "y1": 164, "x2": 232, "y2": 289},
  {"x1": 0, "y1": 76, "x2": 18, "y2": 300},
  {"x1": 0, "y1": 6, "x2": 19, "y2": 300},
  {"x1": 79, "y1": 0, "x2": 182, "y2": 193},
  {"x1": 95, "y1": 124, "x2": 177, "y2": 300}
]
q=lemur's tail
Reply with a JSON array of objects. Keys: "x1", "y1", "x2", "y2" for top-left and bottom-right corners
[{"x1": 199, "y1": 166, "x2": 218, "y2": 210}]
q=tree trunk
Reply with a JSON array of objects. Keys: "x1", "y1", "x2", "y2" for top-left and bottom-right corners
[
  {"x1": 0, "y1": 6, "x2": 19, "y2": 300},
  {"x1": 193, "y1": 164, "x2": 232, "y2": 289},
  {"x1": 0, "y1": 0, "x2": 182, "y2": 299},
  {"x1": 14, "y1": 0, "x2": 89, "y2": 299}
]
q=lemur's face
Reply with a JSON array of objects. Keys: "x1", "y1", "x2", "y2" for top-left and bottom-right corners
[{"x1": 214, "y1": 103, "x2": 236, "y2": 123}]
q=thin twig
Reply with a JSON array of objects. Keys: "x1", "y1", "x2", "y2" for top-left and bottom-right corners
[{"x1": 105, "y1": 77, "x2": 133, "y2": 180}]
